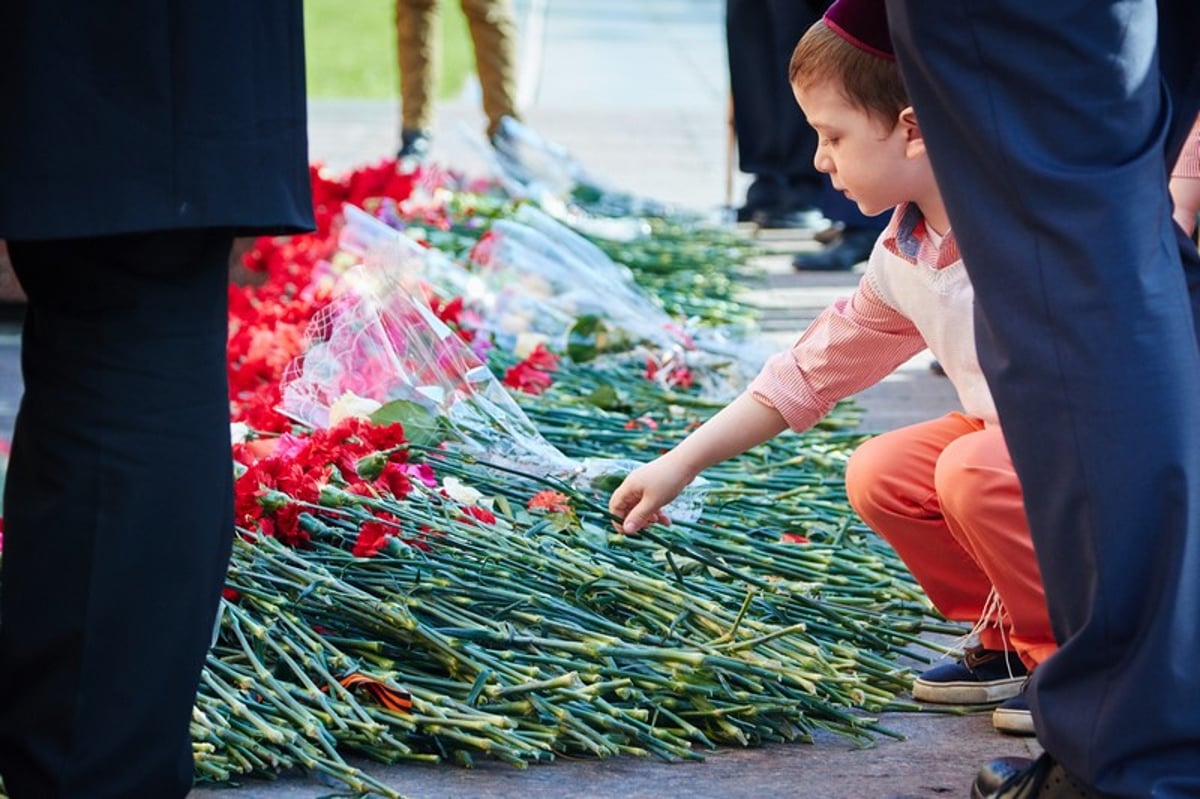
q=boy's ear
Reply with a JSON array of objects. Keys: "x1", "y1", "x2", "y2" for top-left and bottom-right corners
[{"x1": 899, "y1": 106, "x2": 926, "y2": 158}]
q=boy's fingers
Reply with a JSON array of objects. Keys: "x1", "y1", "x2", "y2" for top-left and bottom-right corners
[
  {"x1": 622, "y1": 498, "x2": 662, "y2": 535},
  {"x1": 608, "y1": 485, "x2": 637, "y2": 518}
]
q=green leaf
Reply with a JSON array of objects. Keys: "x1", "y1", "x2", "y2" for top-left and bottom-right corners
[
  {"x1": 370, "y1": 400, "x2": 443, "y2": 447},
  {"x1": 585, "y1": 384, "x2": 621, "y2": 410},
  {"x1": 575, "y1": 519, "x2": 610, "y2": 548},
  {"x1": 548, "y1": 510, "x2": 577, "y2": 533},
  {"x1": 493, "y1": 495, "x2": 515, "y2": 520},
  {"x1": 590, "y1": 472, "x2": 627, "y2": 494},
  {"x1": 567, "y1": 314, "x2": 607, "y2": 362}
]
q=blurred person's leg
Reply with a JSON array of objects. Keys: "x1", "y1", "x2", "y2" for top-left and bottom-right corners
[
  {"x1": 889, "y1": 1, "x2": 1200, "y2": 793},
  {"x1": 460, "y1": 0, "x2": 520, "y2": 139},
  {"x1": 726, "y1": 0, "x2": 825, "y2": 228},
  {"x1": 396, "y1": 0, "x2": 439, "y2": 157},
  {"x1": 0, "y1": 230, "x2": 236, "y2": 798}
]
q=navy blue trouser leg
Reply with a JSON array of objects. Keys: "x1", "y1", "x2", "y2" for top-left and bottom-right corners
[
  {"x1": 727, "y1": 0, "x2": 824, "y2": 203},
  {"x1": 887, "y1": 1, "x2": 1200, "y2": 795},
  {"x1": 0, "y1": 231, "x2": 235, "y2": 798}
]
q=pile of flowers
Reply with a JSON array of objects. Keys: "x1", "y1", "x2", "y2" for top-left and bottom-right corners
[{"x1": 194, "y1": 153, "x2": 958, "y2": 794}]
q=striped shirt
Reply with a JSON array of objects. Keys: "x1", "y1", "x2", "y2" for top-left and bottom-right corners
[
  {"x1": 1174, "y1": 114, "x2": 1200, "y2": 179},
  {"x1": 748, "y1": 203, "x2": 996, "y2": 431}
]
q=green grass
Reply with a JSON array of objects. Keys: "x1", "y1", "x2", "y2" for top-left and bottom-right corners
[{"x1": 304, "y1": 0, "x2": 474, "y2": 100}]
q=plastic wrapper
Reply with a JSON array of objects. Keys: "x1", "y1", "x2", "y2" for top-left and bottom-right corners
[
  {"x1": 510, "y1": 204, "x2": 774, "y2": 377},
  {"x1": 341, "y1": 206, "x2": 582, "y2": 355},
  {"x1": 341, "y1": 204, "x2": 770, "y2": 399},
  {"x1": 278, "y1": 257, "x2": 707, "y2": 522},
  {"x1": 478, "y1": 117, "x2": 677, "y2": 241},
  {"x1": 339, "y1": 205, "x2": 483, "y2": 302},
  {"x1": 479, "y1": 209, "x2": 773, "y2": 397},
  {"x1": 476, "y1": 218, "x2": 682, "y2": 353},
  {"x1": 340, "y1": 205, "x2": 669, "y2": 357}
]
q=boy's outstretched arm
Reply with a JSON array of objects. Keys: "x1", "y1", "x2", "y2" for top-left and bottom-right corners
[{"x1": 608, "y1": 393, "x2": 788, "y2": 533}]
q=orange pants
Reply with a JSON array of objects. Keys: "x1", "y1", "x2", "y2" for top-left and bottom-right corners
[{"x1": 844, "y1": 413, "x2": 1056, "y2": 670}]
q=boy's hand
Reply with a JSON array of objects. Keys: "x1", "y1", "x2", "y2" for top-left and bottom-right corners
[
  {"x1": 609, "y1": 393, "x2": 790, "y2": 535},
  {"x1": 608, "y1": 456, "x2": 696, "y2": 534}
]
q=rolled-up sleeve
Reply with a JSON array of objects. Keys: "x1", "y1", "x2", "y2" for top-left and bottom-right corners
[
  {"x1": 747, "y1": 272, "x2": 926, "y2": 431},
  {"x1": 1173, "y1": 114, "x2": 1200, "y2": 178}
]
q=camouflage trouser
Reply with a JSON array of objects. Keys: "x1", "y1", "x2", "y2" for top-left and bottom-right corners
[{"x1": 395, "y1": 0, "x2": 520, "y2": 137}]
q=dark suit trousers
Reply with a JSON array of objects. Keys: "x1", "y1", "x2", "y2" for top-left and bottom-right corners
[
  {"x1": 0, "y1": 231, "x2": 235, "y2": 798},
  {"x1": 726, "y1": 0, "x2": 882, "y2": 230},
  {"x1": 887, "y1": 1, "x2": 1200, "y2": 794},
  {"x1": 726, "y1": 0, "x2": 823, "y2": 202}
]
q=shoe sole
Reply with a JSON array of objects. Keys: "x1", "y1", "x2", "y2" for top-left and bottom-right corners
[
  {"x1": 912, "y1": 675, "x2": 1025, "y2": 704},
  {"x1": 992, "y1": 707, "x2": 1036, "y2": 736}
]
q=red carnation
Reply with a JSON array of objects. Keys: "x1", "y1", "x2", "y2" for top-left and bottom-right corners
[
  {"x1": 459, "y1": 505, "x2": 497, "y2": 526},
  {"x1": 527, "y1": 490, "x2": 571, "y2": 514},
  {"x1": 503, "y1": 361, "x2": 554, "y2": 395},
  {"x1": 353, "y1": 520, "x2": 393, "y2": 558}
]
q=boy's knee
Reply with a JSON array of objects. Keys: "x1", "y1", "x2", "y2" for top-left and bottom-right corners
[
  {"x1": 933, "y1": 435, "x2": 992, "y2": 517},
  {"x1": 845, "y1": 436, "x2": 905, "y2": 519}
]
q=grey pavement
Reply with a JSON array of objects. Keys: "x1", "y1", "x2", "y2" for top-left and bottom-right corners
[{"x1": 0, "y1": 1, "x2": 1039, "y2": 797}]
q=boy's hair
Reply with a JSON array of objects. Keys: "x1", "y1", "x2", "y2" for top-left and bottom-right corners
[{"x1": 788, "y1": 20, "x2": 909, "y2": 130}]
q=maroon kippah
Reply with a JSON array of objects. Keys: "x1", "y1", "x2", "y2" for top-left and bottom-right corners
[{"x1": 823, "y1": 0, "x2": 895, "y2": 61}]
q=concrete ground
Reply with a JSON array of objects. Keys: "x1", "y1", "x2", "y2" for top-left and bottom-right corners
[{"x1": 0, "y1": 1, "x2": 1041, "y2": 796}]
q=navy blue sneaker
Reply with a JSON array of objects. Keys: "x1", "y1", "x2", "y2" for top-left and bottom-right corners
[
  {"x1": 912, "y1": 645, "x2": 1028, "y2": 704},
  {"x1": 992, "y1": 691, "x2": 1035, "y2": 736},
  {"x1": 792, "y1": 227, "x2": 878, "y2": 271}
]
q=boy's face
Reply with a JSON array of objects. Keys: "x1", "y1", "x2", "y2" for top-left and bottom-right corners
[{"x1": 793, "y1": 80, "x2": 920, "y2": 218}]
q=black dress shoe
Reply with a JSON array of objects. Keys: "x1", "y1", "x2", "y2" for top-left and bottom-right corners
[
  {"x1": 735, "y1": 203, "x2": 766, "y2": 223},
  {"x1": 792, "y1": 227, "x2": 878, "y2": 271},
  {"x1": 973, "y1": 757, "x2": 1035, "y2": 797},
  {"x1": 972, "y1": 753, "x2": 1111, "y2": 799},
  {"x1": 397, "y1": 128, "x2": 431, "y2": 161}
]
